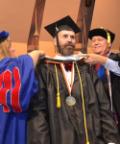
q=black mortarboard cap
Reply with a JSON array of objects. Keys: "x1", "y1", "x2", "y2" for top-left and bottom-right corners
[
  {"x1": 44, "y1": 16, "x2": 80, "y2": 37},
  {"x1": 88, "y1": 28, "x2": 115, "y2": 43},
  {"x1": 0, "y1": 31, "x2": 9, "y2": 43}
]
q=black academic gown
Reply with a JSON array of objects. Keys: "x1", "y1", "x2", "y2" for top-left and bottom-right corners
[
  {"x1": 95, "y1": 53, "x2": 120, "y2": 132},
  {"x1": 109, "y1": 53, "x2": 120, "y2": 131},
  {"x1": 28, "y1": 60, "x2": 120, "y2": 144}
]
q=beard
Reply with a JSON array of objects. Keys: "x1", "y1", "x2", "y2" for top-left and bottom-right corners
[{"x1": 60, "y1": 44, "x2": 75, "y2": 56}]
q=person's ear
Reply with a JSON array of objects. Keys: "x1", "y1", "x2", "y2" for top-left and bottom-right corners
[{"x1": 53, "y1": 38, "x2": 57, "y2": 46}]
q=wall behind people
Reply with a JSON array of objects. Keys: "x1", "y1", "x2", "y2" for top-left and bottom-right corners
[
  {"x1": 12, "y1": 42, "x2": 27, "y2": 56},
  {"x1": 12, "y1": 41, "x2": 55, "y2": 56}
]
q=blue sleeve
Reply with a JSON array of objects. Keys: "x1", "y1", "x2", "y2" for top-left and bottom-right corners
[
  {"x1": 16, "y1": 55, "x2": 38, "y2": 111},
  {"x1": 103, "y1": 58, "x2": 120, "y2": 76}
]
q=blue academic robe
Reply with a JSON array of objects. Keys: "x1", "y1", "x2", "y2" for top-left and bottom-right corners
[{"x1": 0, "y1": 55, "x2": 37, "y2": 144}]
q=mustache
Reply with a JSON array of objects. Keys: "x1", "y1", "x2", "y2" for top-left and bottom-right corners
[{"x1": 65, "y1": 43, "x2": 75, "y2": 48}]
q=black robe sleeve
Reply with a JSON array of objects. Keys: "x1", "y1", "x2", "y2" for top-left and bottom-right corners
[
  {"x1": 91, "y1": 67, "x2": 120, "y2": 143},
  {"x1": 28, "y1": 61, "x2": 50, "y2": 144}
]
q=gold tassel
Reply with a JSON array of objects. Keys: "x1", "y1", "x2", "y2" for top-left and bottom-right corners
[
  {"x1": 56, "y1": 92, "x2": 61, "y2": 108},
  {"x1": 86, "y1": 141, "x2": 90, "y2": 144},
  {"x1": 54, "y1": 64, "x2": 61, "y2": 109},
  {"x1": 107, "y1": 31, "x2": 111, "y2": 44}
]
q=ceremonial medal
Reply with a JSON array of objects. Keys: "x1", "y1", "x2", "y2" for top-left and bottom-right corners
[
  {"x1": 66, "y1": 96, "x2": 76, "y2": 106},
  {"x1": 60, "y1": 63, "x2": 76, "y2": 106}
]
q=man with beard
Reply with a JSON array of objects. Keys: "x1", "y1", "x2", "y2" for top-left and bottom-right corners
[{"x1": 28, "y1": 16, "x2": 120, "y2": 144}]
